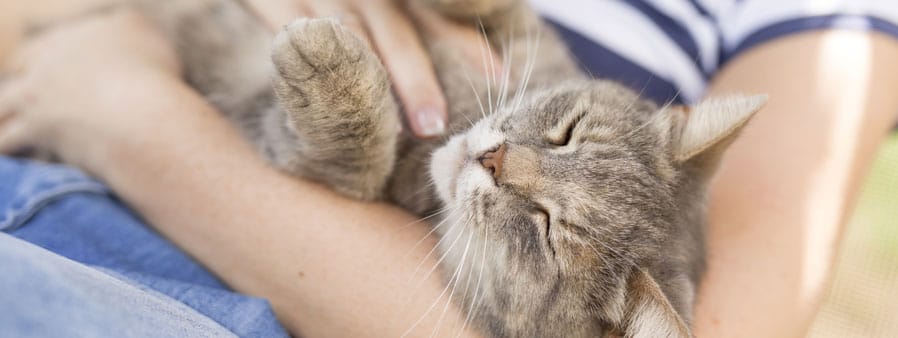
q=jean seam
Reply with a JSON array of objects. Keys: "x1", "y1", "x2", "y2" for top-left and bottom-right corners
[
  {"x1": 90, "y1": 266, "x2": 240, "y2": 337},
  {"x1": 0, "y1": 182, "x2": 108, "y2": 232}
]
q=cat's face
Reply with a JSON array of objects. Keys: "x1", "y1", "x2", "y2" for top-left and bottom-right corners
[
  {"x1": 430, "y1": 80, "x2": 676, "y2": 333},
  {"x1": 429, "y1": 79, "x2": 765, "y2": 336}
]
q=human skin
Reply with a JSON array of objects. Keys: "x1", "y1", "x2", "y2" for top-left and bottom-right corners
[
  {"x1": 0, "y1": 0, "x2": 498, "y2": 138},
  {"x1": 3, "y1": 7, "x2": 898, "y2": 338},
  {"x1": 695, "y1": 31, "x2": 898, "y2": 337}
]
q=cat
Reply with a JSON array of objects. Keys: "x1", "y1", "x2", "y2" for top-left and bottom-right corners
[{"x1": 133, "y1": 0, "x2": 766, "y2": 336}]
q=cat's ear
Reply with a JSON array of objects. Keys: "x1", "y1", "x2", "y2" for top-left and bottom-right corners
[
  {"x1": 666, "y1": 95, "x2": 767, "y2": 164},
  {"x1": 622, "y1": 268, "x2": 691, "y2": 338}
]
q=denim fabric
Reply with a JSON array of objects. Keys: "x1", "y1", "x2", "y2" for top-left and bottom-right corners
[
  {"x1": 0, "y1": 232, "x2": 236, "y2": 338},
  {"x1": 0, "y1": 157, "x2": 288, "y2": 338}
]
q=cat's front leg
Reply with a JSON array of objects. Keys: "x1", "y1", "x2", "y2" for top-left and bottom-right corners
[{"x1": 268, "y1": 18, "x2": 399, "y2": 200}]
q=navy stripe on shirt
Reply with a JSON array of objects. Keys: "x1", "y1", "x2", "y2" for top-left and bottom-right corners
[
  {"x1": 724, "y1": 14, "x2": 898, "y2": 65},
  {"x1": 619, "y1": 0, "x2": 707, "y2": 77},
  {"x1": 547, "y1": 19, "x2": 685, "y2": 105},
  {"x1": 686, "y1": 0, "x2": 713, "y2": 18}
]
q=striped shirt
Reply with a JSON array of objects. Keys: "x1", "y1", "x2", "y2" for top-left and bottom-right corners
[{"x1": 531, "y1": 0, "x2": 898, "y2": 104}]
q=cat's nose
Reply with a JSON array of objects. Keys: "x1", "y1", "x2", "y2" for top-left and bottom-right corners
[{"x1": 478, "y1": 143, "x2": 507, "y2": 178}]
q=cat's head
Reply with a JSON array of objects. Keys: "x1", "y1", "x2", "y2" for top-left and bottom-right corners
[{"x1": 429, "y1": 80, "x2": 765, "y2": 337}]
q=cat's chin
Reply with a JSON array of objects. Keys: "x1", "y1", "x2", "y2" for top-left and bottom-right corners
[{"x1": 430, "y1": 134, "x2": 468, "y2": 204}]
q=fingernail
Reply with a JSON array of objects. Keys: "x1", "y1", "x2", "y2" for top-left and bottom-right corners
[{"x1": 415, "y1": 107, "x2": 446, "y2": 137}]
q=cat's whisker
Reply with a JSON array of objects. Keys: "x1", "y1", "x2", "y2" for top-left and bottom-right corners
[
  {"x1": 457, "y1": 226, "x2": 488, "y2": 338},
  {"x1": 399, "y1": 203, "x2": 448, "y2": 230},
  {"x1": 408, "y1": 213, "x2": 465, "y2": 283},
  {"x1": 393, "y1": 208, "x2": 460, "y2": 332},
  {"x1": 496, "y1": 47, "x2": 517, "y2": 119},
  {"x1": 429, "y1": 229, "x2": 475, "y2": 338},
  {"x1": 516, "y1": 25, "x2": 540, "y2": 111},
  {"x1": 400, "y1": 271, "x2": 453, "y2": 338},
  {"x1": 452, "y1": 222, "x2": 481, "y2": 337},
  {"x1": 511, "y1": 23, "x2": 538, "y2": 114},
  {"x1": 401, "y1": 213, "x2": 474, "y2": 338},
  {"x1": 622, "y1": 112, "x2": 660, "y2": 140},
  {"x1": 495, "y1": 25, "x2": 514, "y2": 114},
  {"x1": 656, "y1": 88, "x2": 683, "y2": 114},
  {"x1": 462, "y1": 65, "x2": 489, "y2": 120},
  {"x1": 417, "y1": 214, "x2": 470, "y2": 286},
  {"x1": 460, "y1": 194, "x2": 491, "y2": 334},
  {"x1": 620, "y1": 76, "x2": 653, "y2": 117},
  {"x1": 621, "y1": 87, "x2": 683, "y2": 139},
  {"x1": 401, "y1": 207, "x2": 455, "y2": 259},
  {"x1": 514, "y1": 24, "x2": 534, "y2": 110},
  {"x1": 501, "y1": 39, "x2": 514, "y2": 110},
  {"x1": 454, "y1": 108, "x2": 476, "y2": 128},
  {"x1": 406, "y1": 177, "x2": 437, "y2": 199},
  {"x1": 409, "y1": 212, "x2": 477, "y2": 309},
  {"x1": 476, "y1": 18, "x2": 496, "y2": 118}
]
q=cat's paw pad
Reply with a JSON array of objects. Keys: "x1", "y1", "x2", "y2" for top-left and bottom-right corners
[{"x1": 271, "y1": 17, "x2": 367, "y2": 83}]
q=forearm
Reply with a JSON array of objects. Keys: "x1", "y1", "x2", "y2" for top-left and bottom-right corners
[
  {"x1": 694, "y1": 31, "x2": 898, "y2": 337},
  {"x1": 84, "y1": 75, "x2": 475, "y2": 337}
]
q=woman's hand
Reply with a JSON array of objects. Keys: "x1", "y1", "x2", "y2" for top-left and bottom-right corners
[
  {"x1": 246, "y1": 0, "x2": 494, "y2": 138},
  {"x1": 0, "y1": 8, "x2": 181, "y2": 166}
]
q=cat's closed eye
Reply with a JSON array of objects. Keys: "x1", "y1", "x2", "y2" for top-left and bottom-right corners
[{"x1": 548, "y1": 116, "x2": 580, "y2": 147}]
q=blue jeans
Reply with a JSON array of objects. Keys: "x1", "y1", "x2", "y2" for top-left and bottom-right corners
[{"x1": 0, "y1": 157, "x2": 288, "y2": 338}]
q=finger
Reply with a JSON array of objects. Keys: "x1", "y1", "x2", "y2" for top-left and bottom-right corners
[
  {"x1": 361, "y1": 2, "x2": 447, "y2": 138},
  {"x1": 305, "y1": 2, "x2": 373, "y2": 48},
  {"x1": 244, "y1": 0, "x2": 310, "y2": 30},
  {"x1": 409, "y1": 1, "x2": 503, "y2": 79}
]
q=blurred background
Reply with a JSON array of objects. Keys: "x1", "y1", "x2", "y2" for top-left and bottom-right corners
[{"x1": 809, "y1": 134, "x2": 898, "y2": 337}]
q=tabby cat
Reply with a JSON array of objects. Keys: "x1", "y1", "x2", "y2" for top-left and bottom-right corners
[{"x1": 135, "y1": 0, "x2": 766, "y2": 336}]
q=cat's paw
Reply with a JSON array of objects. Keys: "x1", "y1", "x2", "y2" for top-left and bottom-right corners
[
  {"x1": 271, "y1": 17, "x2": 368, "y2": 87},
  {"x1": 270, "y1": 16, "x2": 390, "y2": 115},
  {"x1": 423, "y1": 0, "x2": 518, "y2": 21},
  {"x1": 267, "y1": 17, "x2": 398, "y2": 202}
]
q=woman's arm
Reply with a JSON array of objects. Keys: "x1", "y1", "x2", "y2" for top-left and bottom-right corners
[
  {"x1": 694, "y1": 30, "x2": 898, "y2": 337},
  {"x1": 0, "y1": 11, "x2": 476, "y2": 337},
  {"x1": 97, "y1": 75, "x2": 475, "y2": 338}
]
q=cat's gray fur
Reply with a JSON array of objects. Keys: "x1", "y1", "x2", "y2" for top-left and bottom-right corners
[{"x1": 132, "y1": 0, "x2": 766, "y2": 336}]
